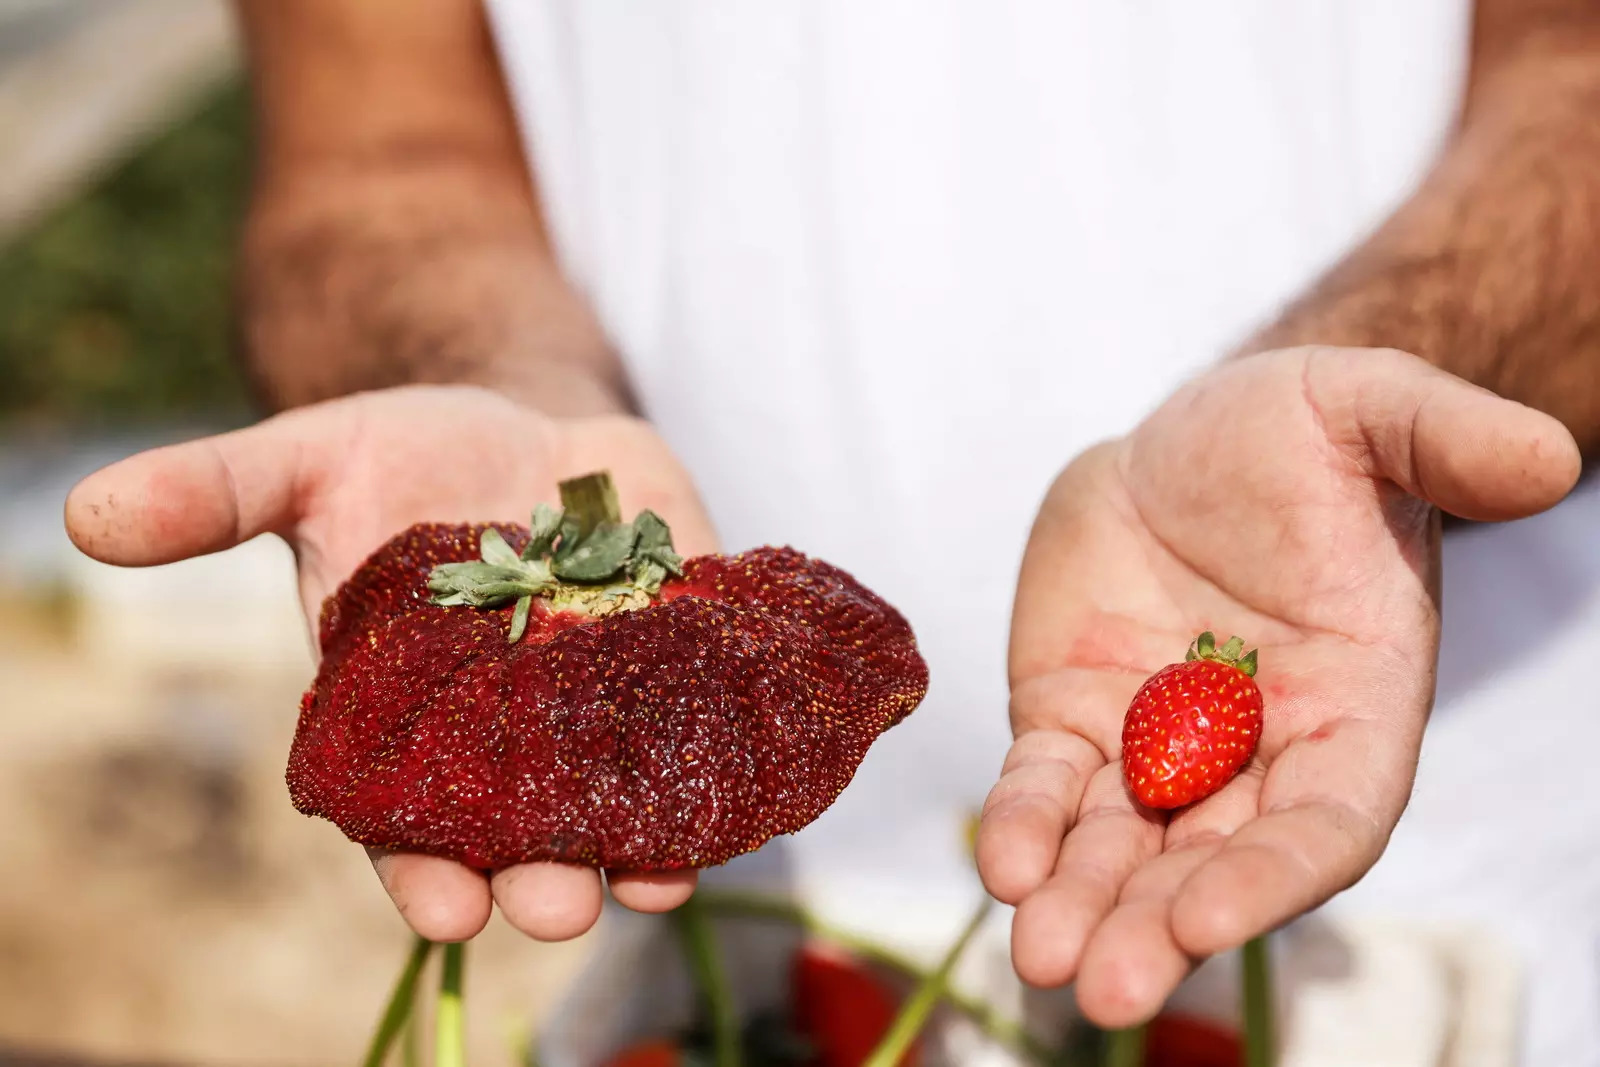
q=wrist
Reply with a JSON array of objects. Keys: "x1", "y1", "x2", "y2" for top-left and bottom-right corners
[{"x1": 471, "y1": 346, "x2": 636, "y2": 419}]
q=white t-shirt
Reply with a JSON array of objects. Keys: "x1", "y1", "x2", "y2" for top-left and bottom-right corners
[{"x1": 486, "y1": 5, "x2": 1600, "y2": 1062}]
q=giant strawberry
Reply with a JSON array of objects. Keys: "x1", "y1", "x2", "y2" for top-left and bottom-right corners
[
  {"x1": 287, "y1": 472, "x2": 928, "y2": 870},
  {"x1": 1121, "y1": 632, "x2": 1263, "y2": 810}
]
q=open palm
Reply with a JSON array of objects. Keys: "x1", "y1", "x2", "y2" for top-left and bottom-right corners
[
  {"x1": 66, "y1": 384, "x2": 718, "y2": 943},
  {"x1": 975, "y1": 347, "x2": 1581, "y2": 1026}
]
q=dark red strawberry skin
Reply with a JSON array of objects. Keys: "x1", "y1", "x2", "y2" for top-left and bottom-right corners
[
  {"x1": 287, "y1": 523, "x2": 928, "y2": 871},
  {"x1": 1121, "y1": 658, "x2": 1263, "y2": 810}
]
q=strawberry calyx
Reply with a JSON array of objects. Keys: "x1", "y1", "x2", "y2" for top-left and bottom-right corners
[
  {"x1": 1184, "y1": 631, "x2": 1259, "y2": 677},
  {"x1": 425, "y1": 470, "x2": 684, "y2": 642}
]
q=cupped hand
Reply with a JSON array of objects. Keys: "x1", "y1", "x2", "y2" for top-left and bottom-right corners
[
  {"x1": 64, "y1": 384, "x2": 719, "y2": 943},
  {"x1": 976, "y1": 347, "x2": 1581, "y2": 1026}
]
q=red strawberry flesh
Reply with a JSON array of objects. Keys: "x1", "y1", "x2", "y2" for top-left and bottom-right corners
[{"x1": 287, "y1": 523, "x2": 928, "y2": 870}]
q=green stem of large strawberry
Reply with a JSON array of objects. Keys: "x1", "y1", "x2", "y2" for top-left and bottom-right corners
[
  {"x1": 426, "y1": 470, "x2": 685, "y2": 643},
  {"x1": 559, "y1": 468, "x2": 623, "y2": 535},
  {"x1": 360, "y1": 935, "x2": 434, "y2": 1067},
  {"x1": 861, "y1": 897, "x2": 994, "y2": 1067},
  {"x1": 672, "y1": 894, "x2": 743, "y2": 1067},
  {"x1": 1242, "y1": 935, "x2": 1275, "y2": 1067}
]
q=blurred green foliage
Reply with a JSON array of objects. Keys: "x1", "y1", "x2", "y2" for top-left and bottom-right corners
[{"x1": 0, "y1": 80, "x2": 254, "y2": 429}]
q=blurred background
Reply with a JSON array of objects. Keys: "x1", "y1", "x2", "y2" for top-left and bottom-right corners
[{"x1": 0, "y1": 3, "x2": 581, "y2": 1063}]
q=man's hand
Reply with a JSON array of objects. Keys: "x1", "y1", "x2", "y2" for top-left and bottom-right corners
[
  {"x1": 976, "y1": 347, "x2": 1581, "y2": 1027},
  {"x1": 64, "y1": 384, "x2": 718, "y2": 943}
]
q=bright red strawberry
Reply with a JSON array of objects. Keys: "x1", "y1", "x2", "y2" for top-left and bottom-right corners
[
  {"x1": 287, "y1": 472, "x2": 928, "y2": 871},
  {"x1": 792, "y1": 943, "x2": 918, "y2": 1067},
  {"x1": 1121, "y1": 632, "x2": 1263, "y2": 810}
]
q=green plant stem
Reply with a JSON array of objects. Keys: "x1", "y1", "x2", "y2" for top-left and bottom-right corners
[
  {"x1": 1242, "y1": 935, "x2": 1275, "y2": 1067},
  {"x1": 696, "y1": 891, "x2": 1063, "y2": 1064},
  {"x1": 1102, "y1": 1026, "x2": 1144, "y2": 1067},
  {"x1": 501, "y1": 1012, "x2": 535, "y2": 1067},
  {"x1": 402, "y1": 1010, "x2": 421, "y2": 1067},
  {"x1": 861, "y1": 897, "x2": 994, "y2": 1067},
  {"x1": 436, "y1": 941, "x2": 467, "y2": 1067},
  {"x1": 672, "y1": 894, "x2": 742, "y2": 1067},
  {"x1": 361, "y1": 935, "x2": 435, "y2": 1067}
]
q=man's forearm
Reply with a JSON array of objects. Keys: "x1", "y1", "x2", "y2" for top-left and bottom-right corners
[
  {"x1": 233, "y1": 0, "x2": 630, "y2": 419},
  {"x1": 238, "y1": 156, "x2": 631, "y2": 418},
  {"x1": 1244, "y1": 2, "x2": 1600, "y2": 457}
]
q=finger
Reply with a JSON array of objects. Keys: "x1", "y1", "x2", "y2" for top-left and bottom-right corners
[
  {"x1": 1065, "y1": 768, "x2": 1263, "y2": 1025},
  {"x1": 491, "y1": 862, "x2": 605, "y2": 942},
  {"x1": 978, "y1": 730, "x2": 1104, "y2": 904},
  {"x1": 1171, "y1": 799, "x2": 1383, "y2": 957},
  {"x1": 368, "y1": 849, "x2": 493, "y2": 942},
  {"x1": 1171, "y1": 716, "x2": 1402, "y2": 956},
  {"x1": 1010, "y1": 765, "x2": 1163, "y2": 988},
  {"x1": 1072, "y1": 836, "x2": 1223, "y2": 1028},
  {"x1": 64, "y1": 407, "x2": 327, "y2": 566},
  {"x1": 982, "y1": 668, "x2": 1142, "y2": 904},
  {"x1": 607, "y1": 870, "x2": 699, "y2": 913},
  {"x1": 1307, "y1": 347, "x2": 1581, "y2": 521}
]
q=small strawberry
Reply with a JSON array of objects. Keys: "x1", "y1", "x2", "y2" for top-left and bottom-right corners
[
  {"x1": 1121, "y1": 632, "x2": 1263, "y2": 809},
  {"x1": 287, "y1": 471, "x2": 928, "y2": 871}
]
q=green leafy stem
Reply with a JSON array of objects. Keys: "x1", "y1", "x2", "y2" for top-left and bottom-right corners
[
  {"x1": 1185, "y1": 630, "x2": 1259, "y2": 677},
  {"x1": 426, "y1": 471, "x2": 684, "y2": 643}
]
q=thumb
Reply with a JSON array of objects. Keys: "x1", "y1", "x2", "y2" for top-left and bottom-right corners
[
  {"x1": 65, "y1": 409, "x2": 323, "y2": 566},
  {"x1": 1315, "y1": 347, "x2": 1582, "y2": 522}
]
